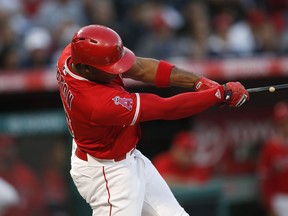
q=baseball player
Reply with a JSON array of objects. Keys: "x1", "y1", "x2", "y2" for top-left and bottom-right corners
[
  {"x1": 56, "y1": 24, "x2": 249, "y2": 216},
  {"x1": 258, "y1": 101, "x2": 288, "y2": 216}
]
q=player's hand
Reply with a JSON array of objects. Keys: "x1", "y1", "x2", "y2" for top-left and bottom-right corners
[
  {"x1": 224, "y1": 82, "x2": 249, "y2": 107},
  {"x1": 194, "y1": 77, "x2": 220, "y2": 92}
]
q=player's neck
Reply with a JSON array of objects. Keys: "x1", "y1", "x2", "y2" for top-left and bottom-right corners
[
  {"x1": 71, "y1": 63, "x2": 117, "y2": 84},
  {"x1": 71, "y1": 63, "x2": 83, "y2": 76}
]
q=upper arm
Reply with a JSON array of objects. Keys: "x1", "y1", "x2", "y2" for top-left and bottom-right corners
[{"x1": 90, "y1": 90, "x2": 141, "y2": 126}]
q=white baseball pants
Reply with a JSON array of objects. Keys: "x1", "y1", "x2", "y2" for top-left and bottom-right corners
[{"x1": 70, "y1": 143, "x2": 189, "y2": 216}]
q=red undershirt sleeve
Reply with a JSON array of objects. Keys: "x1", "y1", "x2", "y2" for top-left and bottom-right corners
[{"x1": 138, "y1": 86, "x2": 224, "y2": 122}]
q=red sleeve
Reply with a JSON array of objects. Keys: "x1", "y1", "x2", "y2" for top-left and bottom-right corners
[
  {"x1": 91, "y1": 86, "x2": 224, "y2": 126},
  {"x1": 90, "y1": 91, "x2": 140, "y2": 126},
  {"x1": 138, "y1": 86, "x2": 224, "y2": 122}
]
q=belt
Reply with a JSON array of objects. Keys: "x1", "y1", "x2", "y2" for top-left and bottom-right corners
[{"x1": 75, "y1": 148, "x2": 134, "y2": 162}]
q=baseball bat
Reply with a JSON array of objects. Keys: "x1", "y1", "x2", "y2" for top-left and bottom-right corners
[{"x1": 247, "y1": 83, "x2": 288, "y2": 93}]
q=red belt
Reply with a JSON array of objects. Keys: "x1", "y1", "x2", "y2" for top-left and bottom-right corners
[{"x1": 75, "y1": 148, "x2": 134, "y2": 162}]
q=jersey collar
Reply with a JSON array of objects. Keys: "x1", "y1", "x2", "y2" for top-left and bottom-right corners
[{"x1": 64, "y1": 57, "x2": 89, "y2": 81}]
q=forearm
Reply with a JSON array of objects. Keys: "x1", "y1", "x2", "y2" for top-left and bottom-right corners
[
  {"x1": 170, "y1": 66, "x2": 200, "y2": 88},
  {"x1": 139, "y1": 86, "x2": 224, "y2": 122},
  {"x1": 124, "y1": 57, "x2": 200, "y2": 89}
]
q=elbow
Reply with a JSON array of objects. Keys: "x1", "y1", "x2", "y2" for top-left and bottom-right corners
[{"x1": 125, "y1": 58, "x2": 146, "y2": 80}]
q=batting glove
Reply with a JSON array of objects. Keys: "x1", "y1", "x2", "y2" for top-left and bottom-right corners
[
  {"x1": 224, "y1": 82, "x2": 249, "y2": 107},
  {"x1": 194, "y1": 77, "x2": 220, "y2": 92}
]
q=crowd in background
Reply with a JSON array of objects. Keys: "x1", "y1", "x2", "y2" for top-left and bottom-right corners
[
  {"x1": 0, "y1": 135, "x2": 71, "y2": 216},
  {"x1": 0, "y1": 0, "x2": 288, "y2": 70},
  {"x1": 1, "y1": 0, "x2": 288, "y2": 216}
]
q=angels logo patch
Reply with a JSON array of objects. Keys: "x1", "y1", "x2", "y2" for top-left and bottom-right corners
[{"x1": 112, "y1": 96, "x2": 133, "y2": 111}]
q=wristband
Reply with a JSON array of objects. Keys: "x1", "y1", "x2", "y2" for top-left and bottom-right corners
[{"x1": 154, "y1": 60, "x2": 174, "y2": 88}]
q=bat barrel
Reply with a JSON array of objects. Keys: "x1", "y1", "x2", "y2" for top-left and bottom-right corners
[{"x1": 247, "y1": 84, "x2": 288, "y2": 93}]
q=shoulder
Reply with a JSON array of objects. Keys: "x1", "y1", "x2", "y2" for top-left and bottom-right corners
[{"x1": 57, "y1": 44, "x2": 72, "y2": 68}]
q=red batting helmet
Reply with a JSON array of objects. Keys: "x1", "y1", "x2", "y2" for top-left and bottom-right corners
[{"x1": 71, "y1": 25, "x2": 135, "y2": 74}]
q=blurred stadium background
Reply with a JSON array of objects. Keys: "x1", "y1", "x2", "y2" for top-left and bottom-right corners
[{"x1": 0, "y1": 0, "x2": 288, "y2": 215}]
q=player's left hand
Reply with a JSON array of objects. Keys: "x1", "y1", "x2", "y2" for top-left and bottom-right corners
[
  {"x1": 224, "y1": 82, "x2": 249, "y2": 107},
  {"x1": 194, "y1": 77, "x2": 220, "y2": 92}
]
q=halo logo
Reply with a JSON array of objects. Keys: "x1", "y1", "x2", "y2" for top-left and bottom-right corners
[{"x1": 112, "y1": 96, "x2": 133, "y2": 111}]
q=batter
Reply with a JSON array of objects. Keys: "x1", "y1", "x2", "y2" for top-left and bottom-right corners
[{"x1": 56, "y1": 25, "x2": 249, "y2": 216}]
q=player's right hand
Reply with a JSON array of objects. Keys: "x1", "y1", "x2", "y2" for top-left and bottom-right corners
[
  {"x1": 194, "y1": 77, "x2": 220, "y2": 92},
  {"x1": 224, "y1": 82, "x2": 249, "y2": 107}
]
